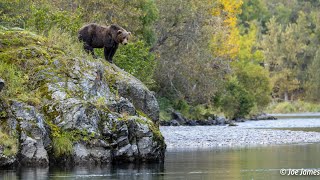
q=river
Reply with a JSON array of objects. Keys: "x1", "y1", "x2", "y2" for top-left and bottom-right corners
[{"x1": 1, "y1": 115, "x2": 320, "y2": 179}]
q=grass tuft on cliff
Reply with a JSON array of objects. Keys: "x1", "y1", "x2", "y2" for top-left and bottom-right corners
[
  {"x1": 52, "y1": 133, "x2": 73, "y2": 158},
  {"x1": 0, "y1": 130, "x2": 18, "y2": 157}
]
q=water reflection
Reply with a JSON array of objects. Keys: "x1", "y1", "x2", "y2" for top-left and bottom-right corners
[
  {"x1": 1, "y1": 167, "x2": 49, "y2": 180},
  {"x1": 2, "y1": 144, "x2": 320, "y2": 179}
]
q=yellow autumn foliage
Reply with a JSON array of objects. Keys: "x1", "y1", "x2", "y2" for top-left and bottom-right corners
[{"x1": 211, "y1": 0, "x2": 243, "y2": 59}]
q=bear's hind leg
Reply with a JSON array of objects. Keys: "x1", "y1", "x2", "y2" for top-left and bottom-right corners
[{"x1": 84, "y1": 44, "x2": 97, "y2": 58}]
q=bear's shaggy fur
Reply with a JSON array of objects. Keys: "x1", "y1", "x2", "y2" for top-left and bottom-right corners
[{"x1": 78, "y1": 23, "x2": 131, "y2": 63}]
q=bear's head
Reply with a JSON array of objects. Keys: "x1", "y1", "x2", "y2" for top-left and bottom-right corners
[{"x1": 117, "y1": 30, "x2": 131, "y2": 45}]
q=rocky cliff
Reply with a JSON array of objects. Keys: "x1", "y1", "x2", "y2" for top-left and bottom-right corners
[{"x1": 0, "y1": 27, "x2": 165, "y2": 167}]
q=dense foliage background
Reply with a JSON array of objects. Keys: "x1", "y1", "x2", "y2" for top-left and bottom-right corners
[{"x1": 1, "y1": 0, "x2": 320, "y2": 120}]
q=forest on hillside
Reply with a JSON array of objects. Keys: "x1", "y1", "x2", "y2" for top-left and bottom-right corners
[{"x1": 1, "y1": 0, "x2": 320, "y2": 120}]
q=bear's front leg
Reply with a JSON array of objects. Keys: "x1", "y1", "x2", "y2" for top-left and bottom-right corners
[
  {"x1": 104, "y1": 46, "x2": 113, "y2": 63},
  {"x1": 108, "y1": 45, "x2": 118, "y2": 63}
]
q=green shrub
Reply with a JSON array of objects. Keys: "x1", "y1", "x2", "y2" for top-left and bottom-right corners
[
  {"x1": 113, "y1": 40, "x2": 156, "y2": 86},
  {"x1": 220, "y1": 77, "x2": 255, "y2": 119},
  {"x1": 0, "y1": 1, "x2": 83, "y2": 34},
  {"x1": 0, "y1": 0, "x2": 29, "y2": 28},
  {"x1": 158, "y1": 97, "x2": 173, "y2": 121},
  {"x1": 232, "y1": 60, "x2": 272, "y2": 110},
  {"x1": 173, "y1": 99, "x2": 190, "y2": 116},
  {"x1": 266, "y1": 101, "x2": 320, "y2": 113},
  {"x1": 158, "y1": 96, "x2": 218, "y2": 121},
  {"x1": 188, "y1": 104, "x2": 216, "y2": 120}
]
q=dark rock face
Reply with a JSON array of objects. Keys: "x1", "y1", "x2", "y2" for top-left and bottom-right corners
[
  {"x1": 0, "y1": 79, "x2": 4, "y2": 92},
  {"x1": 185, "y1": 120, "x2": 197, "y2": 126},
  {"x1": 159, "y1": 121, "x2": 171, "y2": 126},
  {"x1": 114, "y1": 66, "x2": 160, "y2": 123},
  {"x1": 216, "y1": 116, "x2": 226, "y2": 125},
  {"x1": 228, "y1": 121, "x2": 238, "y2": 126},
  {"x1": 195, "y1": 118, "x2": 217, "y2": 126},
  {"x1": 250, "y1": 113, "x2": 277, "y2": 120},
  {"x1": 73, "y1": 143, "x2": 112, "y2": 164},
  {"x1": 171, "y1": 112, "x2": 186, "y2": 125},
  {"x1": 160, "y1": 113, "x2": 228, "y2": 126},
  {"x1": 0, "y1": 101, "x2": 7, "y2": 119},
  {"x1": 169, "y1": 120, "x2": 180, "y2": 126},
  {"x1": 160, "y1": 112, "x2": 276, "y2": 127},
  {"x1": 0, "y1": 30, "x2": 165, "y2": 167},
  {"x1": 0, "y1": 155, "x2": 15, "y2": 167},
  {"x1": 235, "y1": 118, "x2": 246, "y2": 122},
  {"x1": 10, "y1": 101, "x2": 50, "y2": 166}
]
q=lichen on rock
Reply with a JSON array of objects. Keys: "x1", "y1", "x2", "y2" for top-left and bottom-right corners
[{"x1": 0, "y1": 28, "x2": 165, "y2": 167}]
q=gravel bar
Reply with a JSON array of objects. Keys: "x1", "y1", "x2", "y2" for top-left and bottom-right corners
[{"x1": 160, "y1": 119, "x2": 320, "y2": 150}]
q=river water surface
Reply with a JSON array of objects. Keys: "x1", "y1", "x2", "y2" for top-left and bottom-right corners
[{"x1": 1, "y1": 115, "x2": 320, "y2": 180}]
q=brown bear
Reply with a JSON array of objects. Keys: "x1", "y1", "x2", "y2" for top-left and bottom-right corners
[{"x1": 78, "y1": 23, "x2": 131, "y2": 63}]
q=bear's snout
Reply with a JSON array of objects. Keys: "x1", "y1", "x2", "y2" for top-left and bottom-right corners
[{"x1": 122, "y1": 39, "x2": 128, "y2": 45}]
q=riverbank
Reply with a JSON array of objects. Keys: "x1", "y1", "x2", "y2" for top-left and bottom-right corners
[{"x1": 160, "y1": 118, "x2": 320, "y2": 150}]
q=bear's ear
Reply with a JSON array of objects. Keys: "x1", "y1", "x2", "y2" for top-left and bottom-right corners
[
  {"x1": 128, "y1": 32, "x2": 131, "y2": 36},
  {"x1": 117, "y1": 30, "x2": 122, "y2": 35}
]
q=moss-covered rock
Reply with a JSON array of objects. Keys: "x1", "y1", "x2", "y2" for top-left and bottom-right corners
[{"x1": 0, "y1": 28, "x2": 165, "y2": 167}]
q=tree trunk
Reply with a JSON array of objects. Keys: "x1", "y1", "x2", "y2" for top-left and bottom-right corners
[{"x1": 284, "y1": 91, "x2": 289, "y2": 102}]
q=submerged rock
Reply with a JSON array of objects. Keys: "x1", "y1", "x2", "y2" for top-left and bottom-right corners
[{"x1": 0, "y1": 29, "x2": 165, "y2": 167}]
